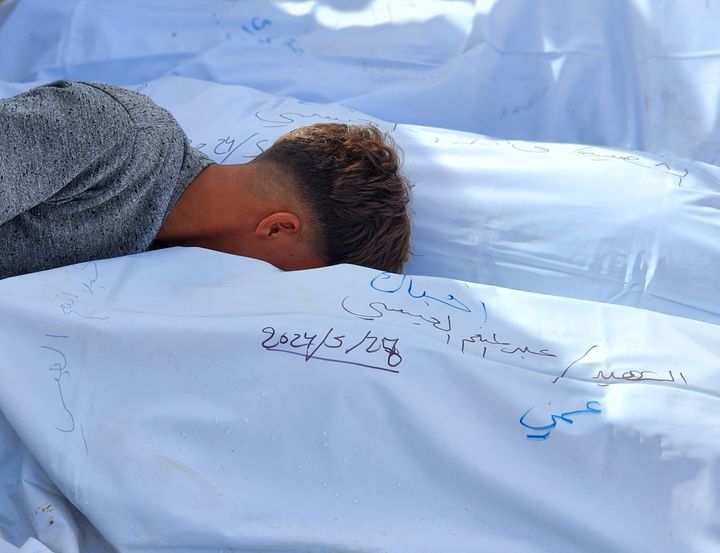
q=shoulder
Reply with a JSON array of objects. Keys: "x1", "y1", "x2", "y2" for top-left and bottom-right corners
[
  {"x1": 4, "y1": 80, "x2": 128, "y2": 121},
  {"x1": 79, "y1": 81, "x2": 181, "y2": 130},
  {"x1": 3, "y1": 80, "x2": 180, "y2": 132},
  {"x1": 0, "y1": 81, "x2": 185, "y2": 213},
  {"x1": 0, "y1": 80, "x2": 133, "y2": 154}
]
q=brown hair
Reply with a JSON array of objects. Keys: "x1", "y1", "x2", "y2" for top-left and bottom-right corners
[{"x1": 255, "y1": 123, "x2": 412, "y2": 273}]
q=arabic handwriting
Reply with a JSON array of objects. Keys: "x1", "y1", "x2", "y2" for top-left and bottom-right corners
[
  {"x1": 261, "y1": 326, "x2": 402, "y2": 373},
  {"x1": 573, "y1": 146, "x2": 689, "y2": 186},
  {"x1": 593, "y1": 369, "x2": 687, "y2": 386},
  {"x1": 460, "y1": 331, "x2": 556, "y2": 362},
  {"x1": 254, "y1": 109, "x2": 375, "y2": 129},
  {"x1": 243, "y1": 16, "x2": 272, "y2": 33},
  {"x1": 191, "y1": 134, "x2": 268, "y2": 161},
  {"x1": 244, "y1": 138, "x2": 269, "y2": 158},
  {"x1": 460, "y1": 331, "x2": 509, "y2": 351},
  {"x1": 41, "y1": 335, "x2": 75, "y2": 433},
  {"x1": 56, "y1": 262, "x2": 109, "y2": 320},
  {"x1": 370, "y1": 272, "x2": 405, "y2": 293},
  {"x1": 427, "y1": 137, "x2": 691, "y2": 186},
  {"x1": 341, "y1": 297, "x2": 452, "y2": 332},
  {"x1": 76, "y1": 261, "x2": 104, "y2": 296},
  {"x1": 212, "y1": 132, "x2": 261, "y2": 163},
  {"x1": 507, "y1": 141, "x2": 550, "y2": 153},
  {"x1": 574, "y1": 146, "x2": 641, "y2": 162},
  {"x1": 500, "y1": 346, "x2": 556, "y2": 357},
  {"x1": 551, "y1": 345, "x2": 599, "y2": 384},
  {"x1": 43, "y1": 262, "x2": 109, "y2": 449},
  {"x1": 520, "y1": 401, "x2": 602, "y2": 440},
  {"x1": 369, "y1": 272, "x2": 475, "y2": 314},
  {"x1": 237, "y1": 16, "x2": 304, "y2": 54}
]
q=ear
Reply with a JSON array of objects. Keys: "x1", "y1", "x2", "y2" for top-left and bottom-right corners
[{"x1": 254, "y1": 212, "x2": 302, "y2": 239}]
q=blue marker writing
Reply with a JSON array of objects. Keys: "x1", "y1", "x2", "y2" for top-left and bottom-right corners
[
  {"x1": 520, "y1": 401, "x2": 601, "y2": 440},
  {"x1": 370, "y1": 272, "x2": 474, "y2": 313}
]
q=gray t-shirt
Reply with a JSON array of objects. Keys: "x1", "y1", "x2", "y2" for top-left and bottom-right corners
[{"x1": 0, "y1": 80, "x2": 214, "y2": 279}]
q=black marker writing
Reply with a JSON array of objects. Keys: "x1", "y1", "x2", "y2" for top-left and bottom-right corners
[
  {"x1": 213, "y1": 132, "x2": 260, "y2": 163},
  {"x1": 341, "y1": 296, "x2": 451, "y2": 332},
  {"x1": 254, "y1": 110, "x2": 376, "y2": 129},
  {"x1": 551, "y1": 345, "x2": 599, "y2": 383},
  {"x1": 261, "y1": 326, "x2": 402, "y2": 373},
  {"x1": 593, "y1": 369, "x2": 687, "y2": 386}
]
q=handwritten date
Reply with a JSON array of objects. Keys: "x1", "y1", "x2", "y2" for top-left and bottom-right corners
[{"x1": 261, "y1": 326, "x2": 402, "y2": 373}]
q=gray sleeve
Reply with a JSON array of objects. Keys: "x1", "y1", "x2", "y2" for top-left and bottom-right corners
[{"x1": 0, "y1": 80, "x2": 132, "y2": 225}]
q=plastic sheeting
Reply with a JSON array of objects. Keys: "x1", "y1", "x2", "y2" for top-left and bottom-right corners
[{"x1": 1, "y1": 1, "x2": 720, "y2": 552}]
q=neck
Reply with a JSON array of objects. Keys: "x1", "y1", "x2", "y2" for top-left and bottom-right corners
[
  {"x1": 153, "y1": 161, "x2": 325, "y2": 271},
  {"x1": 154, "y1": 163, "x2": 254, "y2": 247}
]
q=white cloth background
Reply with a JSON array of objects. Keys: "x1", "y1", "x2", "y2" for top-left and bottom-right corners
[
  {"x1": 1, "y1": 249, "x2": 719, "y2": 553},
  {"x1": 1, "y1": 1, "x2": 719, "y2": 552},
  {"x1": 3, "y1": 0, "x2": 720, "y2": 163}
]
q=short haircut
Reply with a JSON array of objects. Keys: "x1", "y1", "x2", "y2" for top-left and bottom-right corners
[{"x1": 255, "y1": 123, "x2": 412, "y2": 273}]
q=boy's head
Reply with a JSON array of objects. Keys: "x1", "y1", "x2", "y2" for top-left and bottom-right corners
[{"x1": 253, "y1": 123, "x2": 412, "y2": 273}]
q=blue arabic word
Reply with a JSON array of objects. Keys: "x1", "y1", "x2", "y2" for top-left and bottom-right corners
[
  {"x1": 519, "y1": 400, "x2": 601, "y2": 441},
  {"x1": 370, "y1": 272, "x2": 476, "y2": 314}
]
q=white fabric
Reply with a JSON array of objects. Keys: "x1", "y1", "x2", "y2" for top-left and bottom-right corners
[
  {"x1": 133, "y1": 76, "x2": 720, "y2": 325},
  {"x1": 6, "y1": 75, "x2": 719, "y2": 323},
  {"x1": 3, "y1": 0, "x2": 720, "y2": 163},
  {"x1": 0, "y1": 248, "x2": 719, "y2": 553},
  {"x1": 0, "y1": 538, "x2": 56, "y2": 553},
  {"x1": 1, "y1": 1, "x2": 720, "y2": 552}
]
